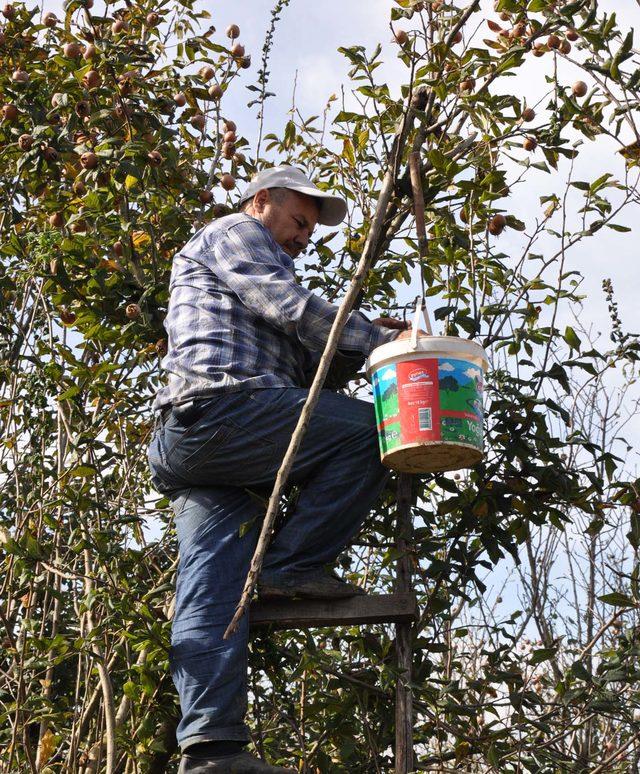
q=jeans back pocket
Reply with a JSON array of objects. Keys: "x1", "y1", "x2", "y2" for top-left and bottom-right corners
[{"x1": 178, "y1": 423, "x2": 237, "y2": 472}]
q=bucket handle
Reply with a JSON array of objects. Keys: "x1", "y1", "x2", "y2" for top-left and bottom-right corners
[{"x1": 410, "y1": 296, "x2": 433, "y2": 349}]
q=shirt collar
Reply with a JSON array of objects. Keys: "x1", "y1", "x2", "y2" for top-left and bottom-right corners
[{"x1": 244, "y1": 213, "x2": 295, "y2": 272}]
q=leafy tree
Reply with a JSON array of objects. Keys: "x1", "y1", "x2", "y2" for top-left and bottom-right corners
[
  {"x1": 440, "y1": 375, "x2": 459, "y2": 392},
  {"x1": 1, "y1": 0, "x2": 640, "y2": 771}
]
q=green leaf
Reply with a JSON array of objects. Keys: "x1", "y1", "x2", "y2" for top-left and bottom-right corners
[
  {"x1": 571, "y1": 660, "x2": 591, "y2": 681},
  {"x1": 598, "y1": 592, "x2": 635, "y2": 607},
  {"x1": 529, "y1": 646, "x2": 557, "y2": 665},
  {"x1": 563, "y1": 325, "x2": 581, "y2": 351},
  {"x1": 68, "y1": 465, "x2": 97, "y2": 479}
]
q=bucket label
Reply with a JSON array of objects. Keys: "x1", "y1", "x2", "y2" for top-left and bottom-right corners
[{"x1": 372, "y1": 357, "x2": 483, "y2": 456}]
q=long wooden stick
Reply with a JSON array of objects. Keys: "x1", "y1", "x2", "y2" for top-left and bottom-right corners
[
  {"x1": 394, "y1": 473, "x2": 415, "y2": 774},
  {"x1": 223, "y1": 119, "x2": 414, "y2": 640}
]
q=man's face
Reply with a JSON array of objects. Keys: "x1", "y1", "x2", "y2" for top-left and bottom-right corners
[{"x1": 252, "y1": 189, "x2": 319, "y2": 258}]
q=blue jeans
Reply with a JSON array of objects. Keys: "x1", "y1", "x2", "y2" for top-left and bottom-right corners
[{"x1": 147, "y1": 387, "x2": 391, "y2": 751}]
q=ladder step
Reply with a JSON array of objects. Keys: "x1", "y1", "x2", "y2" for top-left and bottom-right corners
[{"x1": 250, "y1": 592, "x2": 417, "y2": 629}]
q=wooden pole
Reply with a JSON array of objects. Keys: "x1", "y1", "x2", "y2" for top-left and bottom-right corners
[{"x1": 395, "y1": 472, "x2": 414, "y2": 773}]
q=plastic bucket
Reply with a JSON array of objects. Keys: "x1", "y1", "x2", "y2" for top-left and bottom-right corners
[{"x1": 365, "y1": 319, "x2": 489, "y2": 474}]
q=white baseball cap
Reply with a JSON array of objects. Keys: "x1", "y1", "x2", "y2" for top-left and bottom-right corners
[{"x1": 239, "y1": 165, "x2": 348, "y2": 226}]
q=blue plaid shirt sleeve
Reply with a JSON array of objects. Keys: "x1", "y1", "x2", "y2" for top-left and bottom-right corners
[{"x1": 206, "y1": 218, "x2": 398, "y2": 356}]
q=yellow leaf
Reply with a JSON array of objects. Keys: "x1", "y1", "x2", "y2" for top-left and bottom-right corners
[
  {"x1": 619, "y1": 141, "x2": 640, "y2": 160},
  {"x1": 132, "y1": 230, "x2": 150, "y2": 249},
  {"x1": 37, "y1": 728, "x2": 56, "y2": 766},
  {"x1": 125, "y1": 174, "x2": 139, "y2": 190},
  {"x1": 342, "y1": 138, "x2": 356, "y2": 166}
]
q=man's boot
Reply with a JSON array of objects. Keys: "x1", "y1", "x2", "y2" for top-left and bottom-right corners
[
  {"x1": 179, "y1": 749, "x2": 296, "y2": 773},
  {"x1": 258, "y1": 568, "x2": 366, "y2": 600}
]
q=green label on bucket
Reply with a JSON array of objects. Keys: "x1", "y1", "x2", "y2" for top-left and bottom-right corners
[{"x1": 372, "y1": 357, "x2": 483, "y2": 456}]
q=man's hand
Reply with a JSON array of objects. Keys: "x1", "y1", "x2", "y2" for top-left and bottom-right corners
[
  {"x1": 371, "y1": 317, "x2": 428, "y2": 340},
  {"x1": 372, "y1": 316, "x2": 410, "y2": 332}
]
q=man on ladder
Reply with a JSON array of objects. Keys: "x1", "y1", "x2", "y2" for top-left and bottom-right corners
[{"x1": 148, "y1": 166, "x2": 411, "y2": 773}]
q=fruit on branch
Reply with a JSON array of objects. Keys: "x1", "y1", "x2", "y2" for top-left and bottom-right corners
[
  {"x1": 566, "y1": 29, "x2": 579, "y2": 41},
  {"x1": 452, "y1": 30, "x2": 463, "y2": 44},
  {"x1": 63, "y1": 41, "x2": 82, "y2": 58},
  {"x1": 223, "y1": 130, "x2": 237, "y2": 143},
  {"x1": 220, "y1": 173, "x2": 235, "y2": 191},
  {"x1": 59, "y1": 308, "x2": 76, "y2": 325},
  {"x1": 2, "y1": 104, "x2": 18, "y2": 122},
  {"x1": 523, "y1": 136, "x2": 537, "y2": 151},
  {"x1": 239, "y1": 56, "x2": 251, "y2": 69},
  {"x1": 521, "y1": 107, "x2": 535, "y2": 122},
  {"x1": 12, "y1": 69, "x2": 29, "y2": 83},
  {"x1": 146, "y1": 12, "x2": 160, "y2": 26},
  {"x1": 533, "y1": 42, "x2": 545, "y2": 57},
  {"x1": 155, "y1": 338, "x2": 168, "y2": 357},
  {"x1": 125, "y1": 303, "x2": 141, "y2": 319},
  {"x1": 75, "y1": 100, "x2": 90, "y2": 117},
  {"x1": 49, "y1": 212, "x2": 64, "y2": 227},
  {"x1": 208, "y1": 83, "x2": 223, "y2": 100},
  {"x1": 2, "y1": 3, "x2": 15, "y2": 19},
  {"x1": 199, "y1": 189, "x2": 213, "y2": 203},
  {"x1": 43, "y1": 146, "x2": 59, "y2": 162},
  {"x1": 222, "y1": 142, "x2": 235, "y2": 159},
  {"x1": 226, "y1": 24, "x2": 240, "y2": 39},
  {"x1": 18, "y1": 133, "x2": 33, "y2": 150},
  {"x1": 547, "y1": 34, "x2": 560, "y2": 49},
  {"x1": 199, "y1": 65, "x2": 215, "y2": 81},
  {"x1": 113, "y1": 240, "x2": 124, "y2": 256},
  {"x1": 147, "y1": 150, "x2": 163, "y2": 166},
  {"x1": 488, "y1": 213, "x2": 506, "y2": 235},
  {"x1": 80, "y1": 151, "x2": 98, "y2": 169},
  {"x1": 111, "y1": 19, "x2": 128, "y2": 34},
  {"x1": 572, "y1": 80, "x2": 587, "y2": 97},
  {"x1": 190, "y1": 113, "x2": 206, "y2": 131},
  {"x1": 231, "y1": 42, "x2": 245, "y2": 58},
  {"x1": 73, "y1": 179, "x2": 86, "y2": 195},
  {"x1": 394, "y1": 29, "x2": 409, "y2": 46},
  {"x1": 83, "y1": 43, "x2": 96, "y2": 59},
  {"x1": 459, "y1": 77, "x2": 475, "y2": 93},
  {"x1": 43, "y1": 11, "x2": 57, "y2": 27},
  {"x1": 82, "y1": 69, "x2": 101, "y2": 89},
  {"x1": 174, "y1": 92, "x2": 187, "y2": 106},
  {"x1": 118, "y1": 71, "x2": 138, "y2": 95},
  {"x1": 559, "y1": 39, "x2": 571, "y2": 54}
]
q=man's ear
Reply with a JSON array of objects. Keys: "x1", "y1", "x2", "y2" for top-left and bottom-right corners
[{"x1": 253, "y1": 188, "x2": 269, "y2": 213}]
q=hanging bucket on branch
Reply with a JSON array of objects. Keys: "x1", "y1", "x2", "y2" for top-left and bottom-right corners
[{"x1": 365, "y1": 298, "x2": 489, "y2": 474}]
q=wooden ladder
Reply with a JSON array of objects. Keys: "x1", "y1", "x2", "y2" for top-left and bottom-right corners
[{"x1": 250, "y1": 474, "x2": 416, "y2": 773}]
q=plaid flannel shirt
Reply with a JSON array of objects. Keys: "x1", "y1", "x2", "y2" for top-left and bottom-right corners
[{"x1": 152, "y1": 213, "x2": 400, "y2": 412}]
